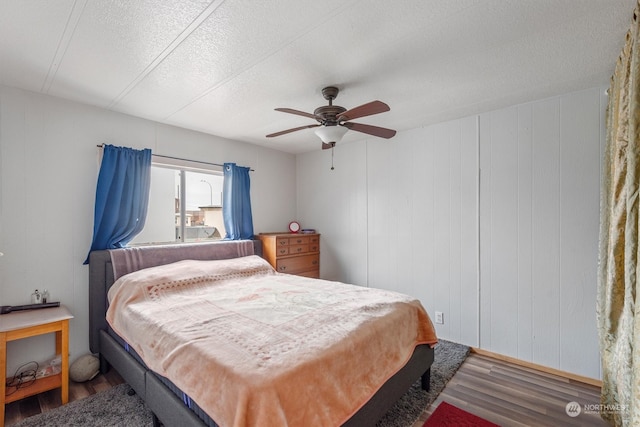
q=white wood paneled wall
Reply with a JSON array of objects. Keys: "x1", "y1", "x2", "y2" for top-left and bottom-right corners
[
  {"x1": 479, "y1": 87, "x2": 603, "y2": 377},
  {"x1": 297, "y1": 86, "x2": 605, "y2": 378},
  {"x1": 296, "y1": 141, "x2": 368, "y2": 286},
  {"x1": 366, "y1": 120, "x2": 479, "y2": 345},
  {"x1": 297, "y1": 118, "x2": 480, "y2": 347}
]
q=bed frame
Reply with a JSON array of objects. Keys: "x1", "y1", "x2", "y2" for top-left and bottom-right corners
[{"x1": 89, "y1": 240, "x2": 434, "y2": 426}]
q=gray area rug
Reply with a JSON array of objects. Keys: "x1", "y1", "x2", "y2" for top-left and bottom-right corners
[
  {"x1": 13, "y1": 340, "x2": 469, "y2": 427},
  {"x1": 11, "y1": 384, "x2": 153, "y2": 427},
  {"x1": 377, "y1": 339, "x2": 470, "y2": 427}
]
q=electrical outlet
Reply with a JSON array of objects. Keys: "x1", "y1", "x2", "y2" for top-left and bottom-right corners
[{"x1": 435, "y1": 311, "x2": 444, "y2": 325}]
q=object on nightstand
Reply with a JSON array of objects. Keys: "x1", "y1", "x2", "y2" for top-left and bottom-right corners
[
  {"x1": 36, "y1": 355, "x2": 62, "y2": 379},
  {"x1": 0, "y1": 302, "x2": 60, "y2": 315},
  {"x1": 31, "y1": 289, "x2": 42, "y2": 304}
]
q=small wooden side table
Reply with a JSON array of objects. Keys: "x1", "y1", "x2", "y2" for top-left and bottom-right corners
[{"x1": 0, "y1": 305, "x2": 73, "y2": 426}]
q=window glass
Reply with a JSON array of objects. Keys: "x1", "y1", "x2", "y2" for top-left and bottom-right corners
[{"x1": 130, "y1": 166, "x2": 224, "y2": 245}]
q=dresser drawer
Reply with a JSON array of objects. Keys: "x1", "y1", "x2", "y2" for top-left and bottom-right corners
[
  {"x1": 276, "y1": 246, "x2": 289, "y2": 256},
  {"x1": 278, "y1": 236, "x2": 310, "y2": 246},
  {"x1": 276, "y1": 254, "x2": 319, "y2": 274},
  {"x1": 277, "y1": 238, "x2": 290, "y2": 247},
  {"x1": 289, "y1": 236, "x2": 309, "y2": 245},
  {"x1": 288, "y1": 244, "x2": 308, "y2": 255}
]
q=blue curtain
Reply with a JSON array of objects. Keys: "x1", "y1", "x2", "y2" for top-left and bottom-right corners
[
  {"x1": 84, "y1": 145, "x2": 152, "y2": 263},
  {"x1": 222, "y1": 162, "x2": 254, "y2": 240}
]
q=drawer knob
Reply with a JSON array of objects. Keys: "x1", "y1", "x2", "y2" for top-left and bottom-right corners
[
  {"x1": 312, "y1": 260, "x2": 318, "y2": 265},
  {"x1": 297, "y1": 247, "x2": 302, "y2": 252},
  {"x1": 279, "y1": 266, "x2": 286, "y2": 271}
]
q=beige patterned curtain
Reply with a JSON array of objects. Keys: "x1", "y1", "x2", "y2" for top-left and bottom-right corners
[{"x1": 598, "y1": 5, "x2": 640, "y2": 426}]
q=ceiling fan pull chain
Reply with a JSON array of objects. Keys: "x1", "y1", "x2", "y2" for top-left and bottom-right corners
[{"x1": 331, "y1": 144, "x2": 335, "y2": 170}]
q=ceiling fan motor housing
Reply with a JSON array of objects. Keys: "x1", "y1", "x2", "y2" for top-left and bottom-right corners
[{"x1": 313, "y1": 105, "x2": 347, "y2": 125}]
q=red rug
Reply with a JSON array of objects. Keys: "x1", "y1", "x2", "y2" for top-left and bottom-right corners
[{"x1": 423, "y1": 402, "x2": 500, "y2": 427}]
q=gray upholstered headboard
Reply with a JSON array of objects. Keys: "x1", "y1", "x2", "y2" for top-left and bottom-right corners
[{"x1": 88, "y1": 240, "x2": 262, "y2": 354}]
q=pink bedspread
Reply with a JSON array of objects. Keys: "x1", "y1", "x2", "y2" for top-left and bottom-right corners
[{"x1": 106, "y1": 255, "x2": 437, "y2": 427}]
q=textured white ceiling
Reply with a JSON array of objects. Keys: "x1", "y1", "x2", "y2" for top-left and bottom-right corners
[{"x1": 0, "y1": 0, "x2": 635, "y2": 153}]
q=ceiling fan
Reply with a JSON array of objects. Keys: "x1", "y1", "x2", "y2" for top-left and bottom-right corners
[{"x1": 266, "y1": 86, "x2": 396, "y2": 150}]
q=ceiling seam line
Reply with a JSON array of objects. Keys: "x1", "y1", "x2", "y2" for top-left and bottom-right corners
[
  {"x1": 161, "y1": 0, "x2": 363, "y2": 121},
  {"x1": 41, "y1": 0, "x2": 88, "y2": 94},
  {"x1": 107, "y1": 0, "x2": 227, "y2": 110}
]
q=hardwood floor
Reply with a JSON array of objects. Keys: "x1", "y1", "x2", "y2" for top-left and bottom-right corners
[
  {"x1": 413, "y1": 353, "x2": 607, "y2": 427},
  {"x1": 6, "y1": 353, "x2": 607, "y2": 426}
]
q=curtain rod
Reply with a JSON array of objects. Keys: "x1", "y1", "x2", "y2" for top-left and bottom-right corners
[{"x1": 96, "y1": 144, "x2": 254, "y2": 171}]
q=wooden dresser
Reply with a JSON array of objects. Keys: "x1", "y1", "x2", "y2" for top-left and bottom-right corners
[{"x1": 257, "y1": 233, "x2": 320, "y2": 278}]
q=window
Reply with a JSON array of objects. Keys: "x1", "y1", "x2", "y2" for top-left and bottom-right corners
[{"x1": 130, "y1": 161, "x2": 225, "y2": 245}]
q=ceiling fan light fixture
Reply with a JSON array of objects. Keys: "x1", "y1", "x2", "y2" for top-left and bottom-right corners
[{"x1": 314, "y1": 125, "x2": 348, "y2": 144}]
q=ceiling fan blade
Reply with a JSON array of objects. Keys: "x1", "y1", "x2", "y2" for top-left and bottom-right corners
[
  {"x1": 274, "y1": 108, "x2": 317, "y2": 120},
  {"x1": 343, "y1": 122, "x2": 396, "y2": 139},
  {"x1": 266, "y1": 124, "x2": 320, "y2": 138},
  {"x1": 337, "y1": 100, "x2": 390, "y2": 122}
]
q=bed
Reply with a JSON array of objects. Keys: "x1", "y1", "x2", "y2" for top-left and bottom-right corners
[{"x1": 89, "y1": 240, "x2": 436, "y2": 426}]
